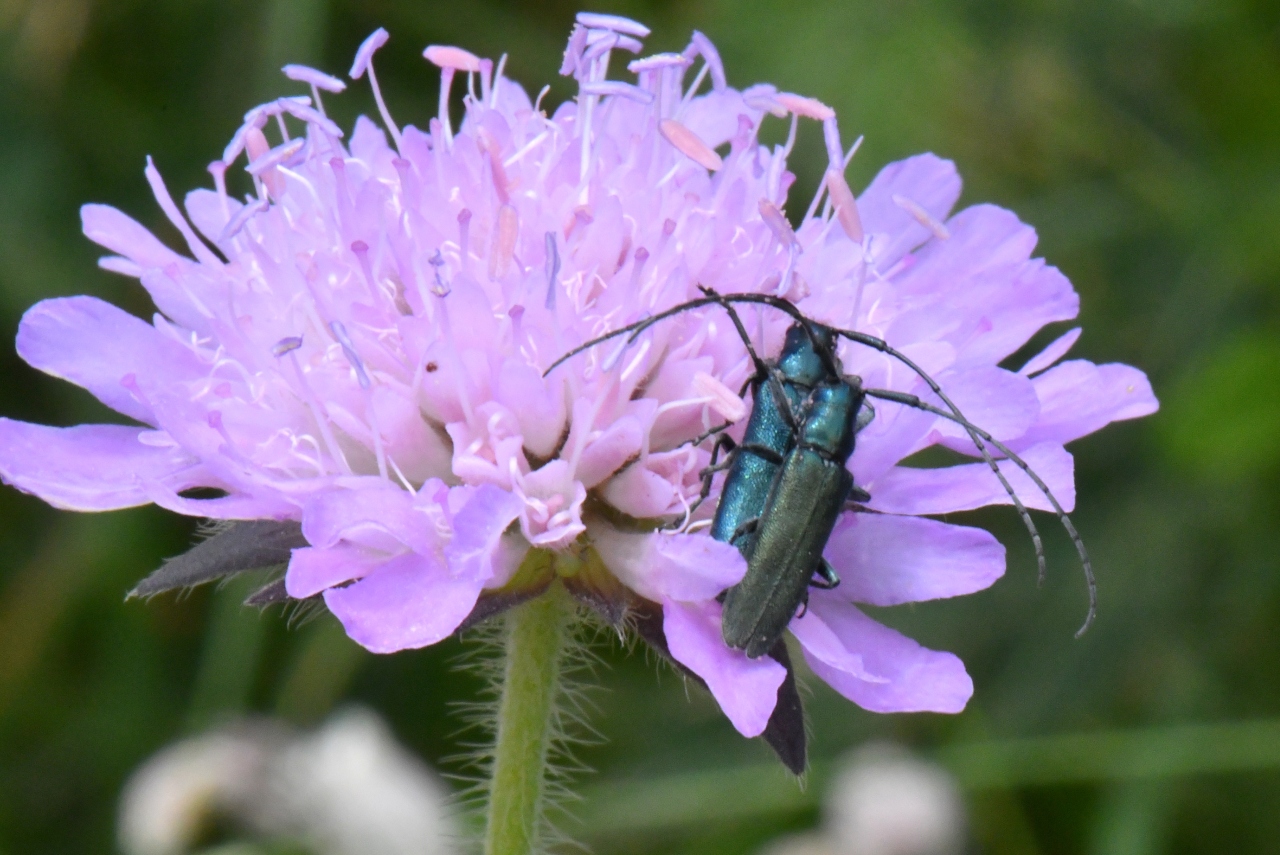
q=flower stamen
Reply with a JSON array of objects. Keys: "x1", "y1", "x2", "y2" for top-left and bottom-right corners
[
  {"x1": 349, "y1": 28, "x2": 403, "y2": 152},
  {"x1": 659, "y1": 119, "x2": 723, "y2": 171}
]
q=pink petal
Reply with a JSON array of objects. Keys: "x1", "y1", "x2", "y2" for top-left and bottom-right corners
[
  {"x1": 663, "y1": 599, "x2": 786, "y2": 737},
  {"x1": 857, "y1": 154, "x2": 962, "y2": 270},
  {"x1": 574, "y1": 413, "x2": 645, "y2": 488},
  {"x1": 141, "y1": 479, "x2": 296, "y2": 521},
  {"x1": 494, "y1": 360, "x2": 567, "y2": 460},
  {"x1": 849, "y1": 401, "x2": 939, "y2": 485},
  {"x1": 16, "y1": 296, "x2": 204, "y2": 424},
  {"x1": 324, "y1": 551, "x2": 484, "y2": 653},
  {"x1": 349, "y1": 115, "x2": 391, "y2": 164},
  {"x1": 788, "y1": 607, "x2": 882, "y2": 681},
  {"x1": 929, "y1": 365, "x2": 1041, "y2": 448},
  {"x1": 301, "y1": 485, "x2": 440, "y2": 555},
  {"x1": 0, "y1": 419, "x2": 205, "y2": 511},
  {"x1": 866, "y1": 442, "x2": 1075, "y2": 515},
  {"x1": 801, "y1": 592, "x2": 973, "y2": 713},
  {"x1": 1019, "y1": 327, "x2": 1082, "y2": 377},
  {"x1": 888, "y1": 205, "x2": 1079, "y2": 364},
  {"x1": 824, "y1": 514, "x2": 1005, "y2": 606},
  {"x1": 184, "y1": 188, "x2": 240, "y2": 247},
  {"x1": 445, "y1": 484, "x2": 526, "y2": 584},
  {"x1": 80, "y1": 204, "x2": 184, "y2": 270},
  {"x1": 287, "y1": 544, "x2": 388, "y2": 598},
  {"x1": 1015, "y1": 360, "x2": 1159, "y2": 449},
  {"x1": 592, "y1": 527, "x2": 746, "y2": 603}
]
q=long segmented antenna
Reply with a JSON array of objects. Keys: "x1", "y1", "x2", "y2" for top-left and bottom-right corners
[
  {"x1": 543, "y1": 289, "x2": 1096, "y2": 634},
  {"x1": 866, "y1": 388, "x2": 1095, "y2": 636}
]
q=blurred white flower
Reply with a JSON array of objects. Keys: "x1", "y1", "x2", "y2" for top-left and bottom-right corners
[
  {"x1": 118, "y1": 707, "x2": 456, "y2": 855},
  {"x1": 118, "y1": 726, "x2": 271, "y2": 855},
  {"x1": 762, "y1": 742, "x2": 965, "y2": 855}
]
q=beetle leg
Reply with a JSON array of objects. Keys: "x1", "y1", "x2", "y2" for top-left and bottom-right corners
[
  {"x1": 854, "y1": 401, "x2": 876, "y2": 433},
  {"x1": 794, "y1": 586, "x2": 812, "y2": 618},
  {"x1": 810, "y1": 560, "x2": 840, "y2": 590},
  {"x1": 731, "y1": 516, "x2": 759, "y2": 543}
]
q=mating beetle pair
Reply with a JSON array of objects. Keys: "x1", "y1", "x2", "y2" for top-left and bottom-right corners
[{"x1": 551, "y1": 288, "x2": 1095, "y2": 662}]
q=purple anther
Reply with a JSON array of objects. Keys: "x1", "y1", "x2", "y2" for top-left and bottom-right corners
[
  {"x1": 685, "y1": 31, "x2": 726, "y2": 90},
  {"x1": 350, "y1": 28, "x2": 389, "y2": 79},
  {"x1": 560, "y1": 24, "x2": 587, "y2": 77},
  {"x1": 457, "y1": 208, "x2": 472, "y2": 260},
  {"x1": 742, "y1": 83, "x2": 787, "y2": 117},
  {"x1": 277, "y1": 99, "x2": 344, "y2": 138},
  {"x1": 283, "y1": 64, "x2": 346, "y2": 92},
  {"x1": 581, "y1": 32, "x2": 619, "y2": 65},
  {"x1": 576, "y1": 12, "x2": 651, "y2": 38},
  {"x1": 614, "y1": 36, "x2": 643, "y2": 54},
  {"x1": 544, "y1": 232, "x2": 561, "y2": 310},
  {"x1": 628, "y1": 53, "x2": 691, "y2": 74},
  {"x1": 223, "y1": 122, "x2": 259, "y2": 165},
  {"x1": 601, "y1": 313, "x2": 651, "y2": 372},
  {"x1": 218, "y1": 197, "x2": 271, "y2": 243},
  {"x1": 271, "y1": 336, "x2": 304, "y2": 357},
  {"x1": 247, "y1": 138, "x2": 305, "y2": 176},
  {"x1": 758, "y1": 199, "x2": 797, "y2": 245},
  {"x1": 423, "y1": 44, "x2": 482, "y2": 72},
  {"x1": 329, "y1": 321, "x2": 371, "y2": 389},
  {"x1": 427, "y1": 249, "x2": 450, "y2": 297},
  {"x1": 600, "y1": 338, "x2": 632, "y2": 373},
  {"x1": 580, "y1": 81, "x2": 654, "y2": 104},
  {"x1": 508, "y1": 304, "x2": 525, "y2": 337},
  {"x1": 242, "y1": 102, "x2": 278, "y2": 127}
]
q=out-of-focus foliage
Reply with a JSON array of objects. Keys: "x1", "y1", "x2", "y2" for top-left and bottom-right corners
[{"x1": 0, "y1": 1, "x2": 1277, "y2": 853}]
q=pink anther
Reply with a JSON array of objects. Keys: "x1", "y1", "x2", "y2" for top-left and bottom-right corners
[
  {"x1": 659, "y1": 119, "x2": 723, "y2": 171},
  {"x1": 825, "y1": 169, "x2": 864, "y2": 243},
  {"x1": 628, "y1": 53, "x2": 691, "y2": 73},
  {"x1": 423, "y1": 45, "x2": 482, "y2": 72},
  {"x1": 283, "y1": 64, "x2": 346, "y2": 92},
  {"x1": 350, "y1": 28, "x2": 389, "y2": 79},
  {"x1": 892, "y1": 194, "x2": 951, "y2": 240},
  {"x1": 758, "y1": 199, "x2": 797, "y2": 245},
  {"x1": 575, "y1": 12, "x2": 651, "y2": 38},
  {"x1": 776, "y1": 92, "x2": 835, "y2": 121},
  {"x1": 692, "y1": 372, "x2": 747, "y2": 423}
]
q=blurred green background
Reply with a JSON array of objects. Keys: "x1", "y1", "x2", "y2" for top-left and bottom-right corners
[{"x1": 1, "y1": 0, "x2": 1278, "y2": 853}]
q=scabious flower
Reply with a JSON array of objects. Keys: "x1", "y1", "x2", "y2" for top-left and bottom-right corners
[{"x1": 0, "y1": 15, "x2": 1156, "y2": 750}]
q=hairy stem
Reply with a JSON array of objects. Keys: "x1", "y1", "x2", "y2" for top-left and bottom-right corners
[{"x1": 484, "y1": 583, "x2": 571, "y2": 855}]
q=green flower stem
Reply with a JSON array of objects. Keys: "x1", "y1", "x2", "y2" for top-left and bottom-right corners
[{"x1": 484, "y1": 581, "x2": 571, "y2": 855}]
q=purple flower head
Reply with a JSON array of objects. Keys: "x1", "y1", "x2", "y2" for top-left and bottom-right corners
[{"x1": 0, "y1": 19, "x2": 1157, "y2": 754}]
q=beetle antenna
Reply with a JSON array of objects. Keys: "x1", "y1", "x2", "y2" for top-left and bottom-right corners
[
  {"x1": 542, "y1": 296, "x2": 723, "y2": 377},
  {"x1": 865, "y1": 388, "x2": 1095, "y2": 636},
  {"x1": 706, "y1": 292, "x2": 1056, "y2": 587}
]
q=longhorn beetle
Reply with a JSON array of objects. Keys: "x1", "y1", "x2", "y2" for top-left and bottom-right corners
[{"x1": 545, "y1": 289, "x2": 1096, "y2": 657}]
